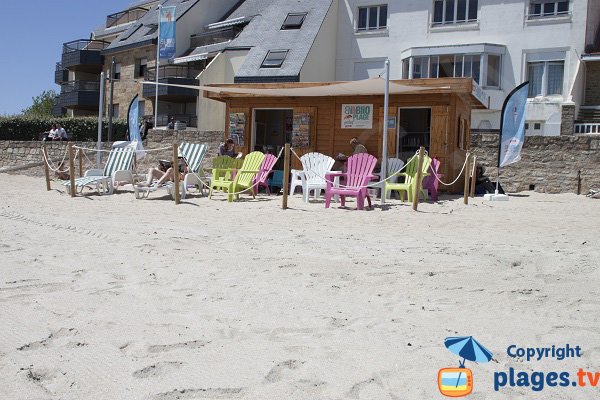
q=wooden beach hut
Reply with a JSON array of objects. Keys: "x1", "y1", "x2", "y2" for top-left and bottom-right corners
[{"x1": 204, "y1": 78, "x2": 489, "y2": 193}]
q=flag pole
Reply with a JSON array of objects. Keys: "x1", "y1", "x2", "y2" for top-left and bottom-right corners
[
  {"x1": 97, "y1": 71, "x2": 105, "y2": 169},
  {"x1": 380, "y1": 59, "x2": 390, "y2": 205},
  {"x1": 154, "y1": 5, "x2": 161, "y2": 128}
]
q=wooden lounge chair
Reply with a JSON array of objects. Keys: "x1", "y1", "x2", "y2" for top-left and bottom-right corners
[
  {"x1": 209, "y1": 151, "x2": 265, "y2": 202},
  {"x1": 383, "y1": 153, "x2": 432, "y2": 202},
  {"x1": 325, "y1": 153, "x2": 378, "y2": 210},
  {"x1": 63, "y1": 145, "x2": 135, "y2": 195},
  {"x1": 291, "y1": 152, "x2": 335, "y2": 203},
  {"x1": 253, "y1": 153, "x2": 277, "y2": 194}
]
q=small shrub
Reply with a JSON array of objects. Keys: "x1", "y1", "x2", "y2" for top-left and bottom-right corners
[{"x1": 0, "y1": 116, "x2": 128, "y2": 141}]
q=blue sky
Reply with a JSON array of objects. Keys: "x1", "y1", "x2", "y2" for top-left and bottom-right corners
[{"x1": 0, "y1": 0, "x2": 129, "y2": 115}]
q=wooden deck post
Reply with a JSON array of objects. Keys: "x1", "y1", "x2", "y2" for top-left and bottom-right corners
[
  {"x1": 78, "y1": 148, "x2": 83, "y2": 177},
  {"x1": 463, "y1": 155, "x2": 471, "y2": 205},
  {"x1": 412, "y1": 146, "x2": 425, "y2": 211},
  {"x1": 42, "y1": 145, "x2": 51, "y2": 191},
  {"x1": 173, "y1": 144, "x2": 180, "y2": 205},
  {"x1": 68, "y1": 143, "x2": 75, "y2": 197},
  {"x1": 470, "y1": 155, "x2": 477, "y2": 198},
  {"x1": 282, "y1": 143, "x2": 290, "y2": 210}
]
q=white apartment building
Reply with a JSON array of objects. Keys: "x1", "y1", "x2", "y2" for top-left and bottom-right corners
[{"x1": 335, "y1": 0, "x2": 600, "y2": 136}]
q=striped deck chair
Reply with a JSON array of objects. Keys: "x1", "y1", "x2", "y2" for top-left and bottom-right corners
[
  {"x1": 62, "y1": 146, "x2": 135, "y2": 195},
  {"x1": 135, "y1": 143, "x2": 208, "y2": 200}
]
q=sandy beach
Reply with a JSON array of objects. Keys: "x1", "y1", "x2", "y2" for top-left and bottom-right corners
[{"x1": 1, "y1": 174, "x2": 599, "y2": 399}]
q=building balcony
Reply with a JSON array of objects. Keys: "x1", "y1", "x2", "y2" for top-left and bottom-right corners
[
  {"x1": 56, "y1": 81, "x2": 100, "y2": 110},
  {"x1": 106, "y1": 6, "x2": 149, "y2": 28},
  {"x1": 156, "y1": 114, "x2": 198, "y2": 128},
  {"x1": 190, "y1": 26, "x2": 243, "y2": 48},
  {"x1": 142, "y1": 66, "x2": 200, "y2": 102},
  {"x1": 55, "y1": 62, "x2": 68, "y2": 84},
  {"x1": 61, "y1": 39, "x2": 108, "y2": 73},
  {"x1": 52, "y1": 98, "x2": 66, "y2": 117}
]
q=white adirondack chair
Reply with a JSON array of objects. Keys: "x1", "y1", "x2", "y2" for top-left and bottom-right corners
[{"x1": 290, "y1": 152, "x2": 335, "y2": 203}]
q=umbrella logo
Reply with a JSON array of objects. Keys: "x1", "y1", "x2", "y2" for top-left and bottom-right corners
[{"x1": 438, "y1": 336, "x2": 493, "y2": 397}]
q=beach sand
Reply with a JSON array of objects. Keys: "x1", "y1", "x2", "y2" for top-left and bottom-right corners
[{"x1": 1, "y1": 174, "x2": 599, "y2": 399}]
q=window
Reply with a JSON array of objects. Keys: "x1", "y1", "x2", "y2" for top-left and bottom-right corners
[
  {"x1": 404, "y1": 54, "x2": 490, "y2": 86},
  {"x1": 281, "y1": 13, "x2": 307, "y2": 30},
  {"x1": 136, "y1": 58, "x2": 147, "y2": 78},
  {"x1": 486, "y1": 54, "x2": 501, "y2": 88},
  {"x1": 527, "y1": 60, "x2": 564, "y2": 97},
  {"x1": 261, "y1": 50, "x2": 288, "y2": 68},
  {"x1": 112, "y1": 63, "x2": 121, "y2": 80},
  {"x1": 357, "y1": 5, "x2": 387, "y2": 31},
  {"x1": 145, "y1": 24, "x2": 158, "y2": 36},
  {"x1": 433, "y1": 0, "x2": 478, "y2": 25},
  {"x1": 431, "y1": 0, "x2": 477, "y2": 25},
  {"x1": 112, "y1": 104, "x2": 120, "y2": 119},
  {"x1": 528, "y1": 0, "x2": 569, "y2": 19}
]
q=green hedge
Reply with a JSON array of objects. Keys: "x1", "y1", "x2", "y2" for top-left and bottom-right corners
[{"x1": 0, "y1": 116, "x2": 128, "y2": 141}]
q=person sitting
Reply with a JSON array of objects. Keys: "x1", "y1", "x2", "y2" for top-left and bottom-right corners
[
  {"x1": 141, "y1": 158, "x2": 187, "y2": 187},
  {"x1": 54, "y1": 123, "x2": 68, "y2": 141},
  {"x1": 43, "y1": 124, "x2": 57, "y2": 141},
  {"x1": 218, "y1": 138, "x2": 238, "y2": 157},
  {"x1": 167, "y1": 117, "x2": 175, "y2": 130}
]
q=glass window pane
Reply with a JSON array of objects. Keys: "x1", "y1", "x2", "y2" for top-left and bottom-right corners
[
  {"x1": 430, "y1": 56, "x2": 439, "y2": 78},
  {"x1": 531, "y1": 3, "x2": 542, "y2": 16},
  {"x1": 457, "y1": 0, "x2": 467, "y2": 21},
  {"x1": 358, "y1": 7, "x2": 367, "y2": 30},
  {"x1": 543, "y1": 2, "x2": 555, "y2": 15},
  {"x1": 468, "y1": 0, "x2": 478, "y2": 20},
  {"x1": 368, "y1": 6, "x2": 378, "y2": 29},
  {"x1": 486, "y1": 55, "x2": 501, "y2": 87},
  {"x1": 445, "y1": 0, "x2": 456, "y2": 23},
  {"x1": 547, "y1": 62, "x2": 564, "y2": 95},
  {"x1": 433, "y1": 1, "x2": 444, "y2": 23},
  {"x1": 528, "y1": 62, "x2": 544, "y2": 97},
  {"x1": 472, "y1": 56, "x2": 481, "y2": 84},
  {"x1": 379, "y1": 5, "x2": 388, "y2": 27},
  {"x1": 439, "y1": 55, "x2": 455, "y2": 77},
  {"x1": 557, "y1": 1, "x2": 569, "y2": 13},
  {"x1": 402, "y1": 59, "x2": 409, "y2": 79},
  {"x1": 464, "y1": 55, "x2": 473, "y2": 77},
  {"x1": 455, "y1": 55, "x2": 464, "y2": 77}
]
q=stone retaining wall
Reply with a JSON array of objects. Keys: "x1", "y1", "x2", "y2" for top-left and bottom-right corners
[
  {"x1": 0, "y1": 129, "x2": 224, "y2": 177},
  {"x1": 470, "y1": 133, "x2": 600, "y2": 194}
]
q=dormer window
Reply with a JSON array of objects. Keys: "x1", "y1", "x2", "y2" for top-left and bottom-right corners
[
  {"x1": 145, "y1": 24, "x2": 158, "y2": 36},
  {"x1": 281, "y1": 13, "x2": 307, "y2": 30},
  {"x1": 261, "y1": 50, "x2": 288, "y2": 68}
]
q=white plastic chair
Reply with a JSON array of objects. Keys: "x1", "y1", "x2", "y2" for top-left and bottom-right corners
[{"x1": 290, "y1": 152, "x2": 335, "y2": 203}]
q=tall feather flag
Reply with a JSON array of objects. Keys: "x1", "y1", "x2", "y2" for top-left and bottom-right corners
[
  {"x1": 498, "y1": 81, "x2": 529, "y2": 168},
  {"x1": 127, "y1": 95, "x2": 146, "y2": 160}
]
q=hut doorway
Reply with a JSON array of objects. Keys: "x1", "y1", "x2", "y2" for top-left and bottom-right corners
[
  {"x1": 252, "y1": 109, "x2": 294, "y2": 156},
  {"x1": 397, "y1": 107, "x2": 431, "y2": 160}
]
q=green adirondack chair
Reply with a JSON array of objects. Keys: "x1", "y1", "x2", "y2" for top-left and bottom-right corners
[
  {"x1": 209, "y1": 151, "x2": 265, "y2": 202},
  {"x1": 211, "y1": 156, "x2": 238, "y2": 184},
  {"x1": 383, "y1": 154, "x2": 432, "y2": 202}
]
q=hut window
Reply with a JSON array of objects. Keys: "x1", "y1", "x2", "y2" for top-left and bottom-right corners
[
  {"x1": 261, "y1": 50, "x2": 288, "y2": 68},
  {"x1": 281, "y1": 13, "x2": 307, "y2": 30},
  {"x1": 357, "y1": 5, "x2": 388, "y2": 31}
]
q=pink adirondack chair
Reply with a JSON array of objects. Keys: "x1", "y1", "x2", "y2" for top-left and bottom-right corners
[
  {"x1": 422, "y1": 157, "x2": 442, "y2": 201},
  {"x1": 252, "y1": 153, "x2": 277, "y2": 194},
  {"x1": 325, "y1": 153, "x2": 378, "y2": 210}
]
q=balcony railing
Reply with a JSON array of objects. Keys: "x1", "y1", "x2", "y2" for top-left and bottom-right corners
[
  {"x1": 60, "y1": 81, "x2": 101, "y2": 94},
  {"x1": 106, "y1": 6, "x2": 149, "y2": 28},
  {"x1": 156, "y1": 114, "x2": 197, "y2": 128},
  {"x1": 55, "y1": 62, "x2": 68, "y2": 84},
  {"x1": 62, "y1": 39, "x2": 109, "y2": 54},
  {"x1": 190, "y1": 26, "x2": 243, "y2": 48},
  {"x1": 574, "y1": 123, "x2": 600, "y2": 135},
  {"x1": 145, "y1": 65, "x2": 202, "y2": 81}
]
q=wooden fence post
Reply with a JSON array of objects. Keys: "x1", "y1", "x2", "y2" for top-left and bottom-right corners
[
  {"x1": 78, "y1": 148, "x2": 83, "y2": 177},
  {"x1": 68, "y1": 143, "x2": 75, "y2": 197},
  {"x1": 470, "y1": 155, "x2": 477, "y2": 198},
  {"x1": 42, "y1": 145, "x2": 51, "y2": 191},
  {"x1": 463, "y1": 155, "x2": 471, "y2": 205},
  {"x1": 412, "y1": 146, "x2": 425, "y2": 211},
  {"x1": 282, "y1": 143, "x2": 290, "y2": 210},
  {"x1": 173, "y1": 144, "x2": 180, "y2": 205}
]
